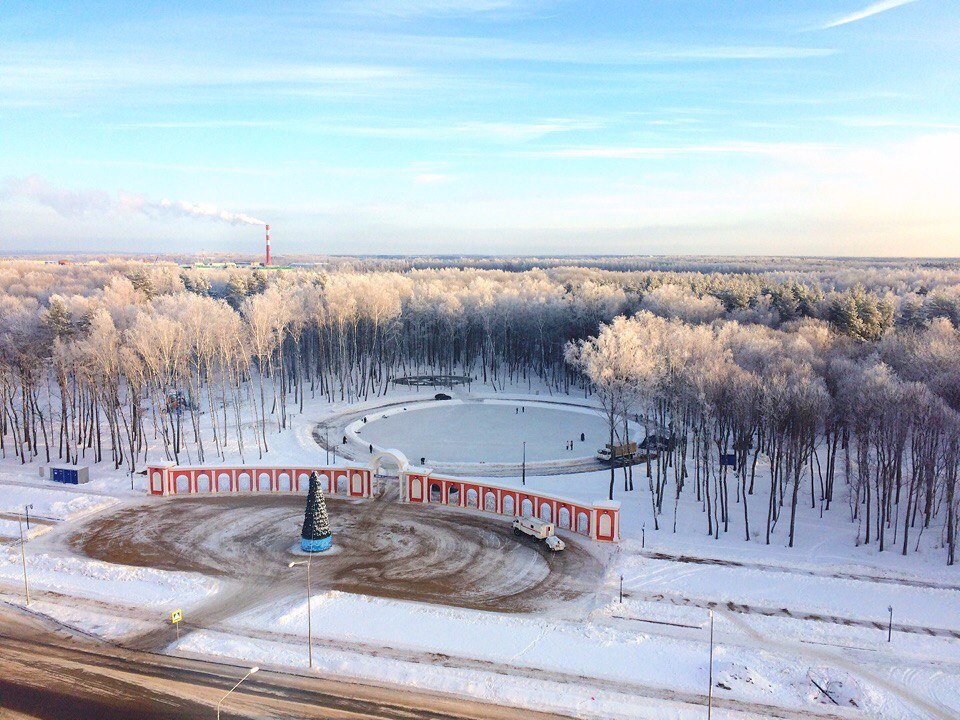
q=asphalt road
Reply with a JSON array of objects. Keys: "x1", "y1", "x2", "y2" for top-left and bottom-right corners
[{"x1": 0, "y1": 607, "x2": 574, "y2": 720}]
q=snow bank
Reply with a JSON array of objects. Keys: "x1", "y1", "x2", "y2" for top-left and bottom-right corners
[
  {"x1": 222, "y1": 591, "x2": 832, "y2": 713},
  {"x1": 20, "y1": 600, "x2": 155, "y2": 641},
  {"x1": 0, "y1": 550, "x2": 219, "y2": 608},
  {"x1": 0, "y1": 518, "x2": 51, "y2": 541},
  {"x1": 179, "y1": 629, "x2": 728, "y2": 720},
  {"x1": 0, "y1": 484, "x2": 118, "y2": 522}
]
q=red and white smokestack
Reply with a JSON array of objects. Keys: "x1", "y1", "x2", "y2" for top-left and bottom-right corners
[{"x1": 265, "y1": 224, "x2": 271, "y2": 266}]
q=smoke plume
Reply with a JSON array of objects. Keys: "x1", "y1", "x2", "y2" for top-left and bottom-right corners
[{"x1": 5, "y1": 175, "x2": 265, "y2": 226}]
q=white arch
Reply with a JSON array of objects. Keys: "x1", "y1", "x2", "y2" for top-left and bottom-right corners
[{"x1": 369, "y1": 448, "x2": 410, "y2": 477}]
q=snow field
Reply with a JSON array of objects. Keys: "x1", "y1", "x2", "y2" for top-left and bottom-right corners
[
  {"x1": 597, "y1": 597, "x2": 960, "y2": 717},
  {"x1": 177, "y1": 628, "x2": 743, "y2": 720},
  {"x1": 217, "y1": 591, "x2": 852, "y2": 715},
  {"x1": 0, "y1": 382, "x2": 957, "y2": 719},
  {"x1": 614, "y1": 555, "x2": 960, "y2": 631}
]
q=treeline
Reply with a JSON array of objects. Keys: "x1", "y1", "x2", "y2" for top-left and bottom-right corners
[
  {"x1": 0, "y1": 257, "x2": 959, "y2": 563},
  {"x1": 568, "y1": 313, "x2": 960, "y2": 564},
  {"x1": 0, "y1": 261, "x2": 634, "y2": 470}
]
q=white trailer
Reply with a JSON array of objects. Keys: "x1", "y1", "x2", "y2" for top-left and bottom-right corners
[
  {"x1": 597, "y1": 442, "x2": 637, "y2": 464},
  {"x1": 512, "y1": 516, "x2": 565, "y2": 551}
]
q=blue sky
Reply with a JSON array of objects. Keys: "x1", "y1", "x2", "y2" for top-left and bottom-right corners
[{"x1": 1, "y1": 0, "x2": 957, "y2": 256}]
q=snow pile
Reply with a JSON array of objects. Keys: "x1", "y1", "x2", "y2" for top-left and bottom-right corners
[
  {"x1": 0, "y1": 550, "x2": 219, "y2": 608},
  {"x1": 25, "y1": 601, "x2": 155, "y2": 641},
  {"x1": 0, "y1": 484, "x2": 118, "y2": 522},
  {"x1": 0, "y1": 518, "x2": 50, "y2": 541},
  {"x1": 806, "y1": 666, "x2": 865, "y2": 708}
]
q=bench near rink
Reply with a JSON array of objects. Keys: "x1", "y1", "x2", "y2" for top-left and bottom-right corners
[{"x1": 147, "y1": 449, "x2": 620, "y2": 543}]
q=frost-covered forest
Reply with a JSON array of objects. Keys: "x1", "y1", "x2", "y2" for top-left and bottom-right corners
[{"x1": 1, "y1": 257, "x2": 959, "y2": 563}]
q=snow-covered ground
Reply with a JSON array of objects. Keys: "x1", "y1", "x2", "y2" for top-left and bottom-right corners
[
  {"x1": 0, "y1": 518, "x2": 50, "y2": 541},
  {"x1": 0, "y1": 549, "x2": 219, "y2": 609},
  {"x1": 0, "y1": 483, "x2": 119, "y2": 522},
  {"x1": 175, "y1": 589, "x2": 946, "y2": 719},
  {"x1": 616, "y1": 555, "x2": 960, "y2": 631},
  {"x1": 1, "y1": 378, "x2": 958, "y2": 719}
]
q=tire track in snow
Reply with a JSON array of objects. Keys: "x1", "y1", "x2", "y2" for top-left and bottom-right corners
[{"x1": 719, "y1": 609, "x2": 956, "y2": 720}]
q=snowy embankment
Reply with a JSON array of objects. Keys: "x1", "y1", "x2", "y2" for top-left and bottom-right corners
[
  {"x1": 176, "y1": 590, "x2": 853, "y2": 720},
  {"x1": 180, "y1": 629, "x2": 700, "y2": 720},
  {"x1": 0, "y1": 518, "x2": 50, "y2": 541},
  {"x1": 18, "y1": 600, "x2": 157, "y2": 640},
  {"x1": 0, "y1": 549, "x2": 219, "y2": 609},
  {"x1": 0, "y1": 484, "x2": 118, "y2": 522}
]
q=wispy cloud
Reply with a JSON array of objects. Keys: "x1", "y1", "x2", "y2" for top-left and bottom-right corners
[
  {"x1": 109, "y1": 118, "x2": 598, "y2": 143},
  {"x1": 0, "y1": 55, "x2": 415, "y2": 105},
  {"x1": 531, "y1": 142, "x2": 837, "y2": 161},
  {"x1": 342, "y1": 34, "x2": 836, "y2": 64},
  {"x1": 826, "y1": 116, "x2": 960, "y2": 130},
  {"x1": 347, "y1": 0, "x2": 530, "y2": 17},
  {"x1": 3, "y1": 176, "x2": 265, "y2": 225},
  {"x1": 820, "y1": 0, "x2": 919, "y2": 29},
  {"x1": 71, "y1": 159, "x2": 279, "y2": 176}
]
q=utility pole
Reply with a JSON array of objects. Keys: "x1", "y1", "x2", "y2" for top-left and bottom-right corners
[
  {"x1": 707, "y1": 609, "x2": 714, "y2": 720},
  {"x1": 18, "y1": 513, "x2": 30, "y2": 606},
  {"x1": 522, "y1": 441, "x2": 526, "y2": 486}
]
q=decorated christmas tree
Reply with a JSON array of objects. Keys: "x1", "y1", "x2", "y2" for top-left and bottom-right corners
[{"x1": 301, "y1": 470, "x2": 332, "y2": 552}]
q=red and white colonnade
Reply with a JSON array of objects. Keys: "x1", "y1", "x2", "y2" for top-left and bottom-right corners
[
  {"x1": 148, "y1": 454, "x2": 619, "y2": 543},
  {"x1": 148, "y1": 462, "x2": 373, "y2": 499}
]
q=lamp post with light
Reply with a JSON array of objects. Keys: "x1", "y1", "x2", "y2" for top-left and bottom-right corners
[
  {"x1": 216, "y1": 666, "x2": 259, "y2": 720},
  {"x1": 288, "y1": 558, "x2": 314, "y2": 668}
]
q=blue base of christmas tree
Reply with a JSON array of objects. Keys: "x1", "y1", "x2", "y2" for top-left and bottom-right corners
[{"x1": 301, "y1": 535, "x2": 332, "y2": 553}]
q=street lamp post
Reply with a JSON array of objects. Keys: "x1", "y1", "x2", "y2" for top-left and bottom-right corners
[
  {"x1": 18, "y1": 513, "x2": 30, "y2": 606},
  {"x1": 216, "y1": 666, "x2": 259, "y2": 720},
  {"x1": 325, "y1": 429, "x2": 330, "y2": 465},
  {"x1": 521, "y1": 441, "x2": 526, "y2": 486},
  {"x1": 289, "y1": 556, "x2": 314, "y2": 668},
  {"x1": 24, "y1": 504, "x2": 33, "y2": 530},
  {"x1": 887, "y1": 605, "x2": 893, "y2": 643},
  {"x1": 707, "y1": 609, "x2": 715, "y2": 720}
]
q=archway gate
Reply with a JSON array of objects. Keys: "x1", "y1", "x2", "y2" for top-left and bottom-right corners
[{"x1": 148, "y1": 458, "x2": 619, "y2": 543}]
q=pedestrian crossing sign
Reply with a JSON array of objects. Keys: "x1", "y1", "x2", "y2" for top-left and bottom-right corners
[{"x1": 171, "y1": 609, "x2": 182, "y2": 624}]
